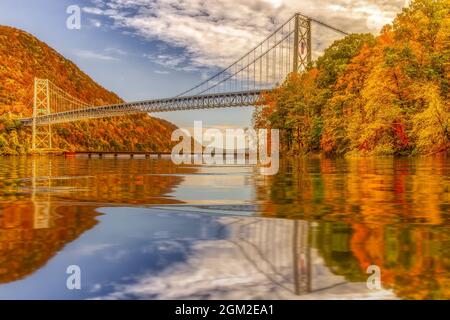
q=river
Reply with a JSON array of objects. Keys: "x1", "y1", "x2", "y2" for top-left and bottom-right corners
[{"x1": 0, "y1": 155, "x2": 448, "y2": 299}]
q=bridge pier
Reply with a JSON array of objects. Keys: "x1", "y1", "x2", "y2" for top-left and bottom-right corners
[{"x1": 65, "y1": 151, "x2": 172, "y2": 159}]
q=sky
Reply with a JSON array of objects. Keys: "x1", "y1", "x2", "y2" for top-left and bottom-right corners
[{"x1": 0, "y1": 0, "x2": 411, "y2": 129}]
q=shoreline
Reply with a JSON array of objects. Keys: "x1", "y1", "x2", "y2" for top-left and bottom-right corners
[{"x1": 0, "y1": 152, "x2": 447, "y2": 159}]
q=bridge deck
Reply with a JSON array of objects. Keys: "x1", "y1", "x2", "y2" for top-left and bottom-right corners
[
  {"x1": 65, "y1": 151, "x2": 252, "y2": 159},
  {"x1": 22, "y1": 90, "x2": 265, "y2": 126}
]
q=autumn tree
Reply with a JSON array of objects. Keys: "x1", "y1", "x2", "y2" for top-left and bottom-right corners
[{"x1": 255, "y1": 0, "x2": 449, "y2": 156}]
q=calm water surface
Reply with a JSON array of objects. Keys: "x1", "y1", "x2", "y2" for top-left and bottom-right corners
[{"x1": 0, "y1": 156, "x2": 448, "y2": 299}]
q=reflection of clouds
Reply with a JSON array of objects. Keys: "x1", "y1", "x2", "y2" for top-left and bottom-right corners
[
  {"x1": 90, "y1": 283, "x2": 103, "y2": 293},
  {"x1": 150, "y1": 230, "x2": 170, "y2": 239},
  {"x1": 92, "y1": 216, "x2": 396, "y2": 300},
  {"x1": 141, "y1": 241, "x2": 187, "y2": 254}
]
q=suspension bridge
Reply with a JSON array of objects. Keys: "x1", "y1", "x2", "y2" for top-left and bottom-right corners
[{"x1": 20, "y1": 13, "x2": 348, "y2": 150}]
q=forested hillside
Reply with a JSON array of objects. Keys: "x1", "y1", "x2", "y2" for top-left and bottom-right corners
[
  {"x1": 254, "y1": 0, "x2": 449, "y2": 156},
  {"x1": 0, "y1": 25, "x2": 177, "y2": 154}
]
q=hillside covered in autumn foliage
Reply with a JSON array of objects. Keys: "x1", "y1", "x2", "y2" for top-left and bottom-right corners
[
  {"x1": 254, "y1": 0, "x2": 449, "y2": 156},
  {"x1": 0, "y1": 25, "x2": 177, "y2": 154}
]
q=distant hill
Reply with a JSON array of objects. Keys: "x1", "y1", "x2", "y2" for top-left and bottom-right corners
[{"x1": 0, "y1": 25, "x2": 177, "y2": 154}]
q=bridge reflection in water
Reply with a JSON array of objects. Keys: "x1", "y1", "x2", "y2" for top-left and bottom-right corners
[
  {"x1": 0, "y1": 199, "x2": 380, "y2": 298},
  {"x1": 0, "y1": 200, "x2": 344, "y2": 297},
  {"x1": 221, "y1": 216, "x2": 314, "y2": 296},
  {"x1": 0, "y1": 156, "x2": 448, "y2": 299},
  {"x1": 0, "y1": 156, "x2": 187, "y2": 285},
  {"x1": 218, "y1": 217, "x2": 313, "y2": 295},
  {"x1": 0, "y1": 202, "x2": 99, "y2": 284},
  {"x1": 110, "y1": 208, "x2": 394, "y2": 300}
]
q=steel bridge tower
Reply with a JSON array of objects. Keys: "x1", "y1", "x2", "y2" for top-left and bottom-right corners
[
  {"x1": 293, "y1": 14, "x2": 312, "y2": 72},
  {"x1": 32, "y1": 78, "x2": 52, "y2": 150}
]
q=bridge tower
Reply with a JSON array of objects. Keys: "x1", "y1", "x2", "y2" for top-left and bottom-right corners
[
  {"x1": 293, "y1": 14, "x2": 312, "y2": 72},
  {"x1": 293, "y1": 220, "x2": 312, "y2": 294},
  {"x1": 32, "y1": 78, "x2": 52, "y2": 151},
  {"x1": 31, "y1": 157, "x2": 52, "y2": 229}
]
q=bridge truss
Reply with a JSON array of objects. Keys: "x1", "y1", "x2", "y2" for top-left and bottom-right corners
[{"x1": 24, "y1": 13, "x2": 347, "y2": 150}]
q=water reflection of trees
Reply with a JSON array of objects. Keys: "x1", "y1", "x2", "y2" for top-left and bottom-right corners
[
  {"x1": 0, "y1": 157, "x2": 191, "y2": 205},
  {"x1": 256, "y1": 157, "x2": 450, "y2": 299},
  {"x1": 0, "y1": 203, "x2": 99, "y2": 283},
  {"x1": 0, "y1": 156, "x2": 191, "y2": 284}
]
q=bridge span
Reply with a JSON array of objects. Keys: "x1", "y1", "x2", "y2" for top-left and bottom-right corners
[{"x1": 21, "y1": 90, "x2": 262, "y2": 126}]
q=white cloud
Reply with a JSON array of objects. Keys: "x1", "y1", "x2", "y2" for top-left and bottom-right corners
[
  {"x1": 76, "y1": 47, "x2": 127, "y2": 61},
  {"x1": 105, "y1": 47, "x2": 128, "y2": 55},
  {"x1": 143, "y1": 52, "x2": 199, "y2": 72},
  {"x1": 363, "y1": 6, "x2": 397, "y2": 31},
  {"x1": 70, "y1": 243, "x2": 116, "y2": 256},
  {"x1": 87, "y1": 0, "x2": 407, "y2": 70},
  {"x1": 76, "y1": 50, "x2": 118, "y2": 61},
  {"x1": 89, "y1": 18, "x2": 102, "y2": 28},
  {"x1": 154, "y1": 70, "x2": 171, "y2": 74},
  {"x1": 83, "y1": 6, "x2": 104, "y2": 15},
  {"x1": 83, "y1": 6, "x2": 118, "y2": 15},
  {"x1": 263, "y1": 0, "x2": 283, "y2": 9}
]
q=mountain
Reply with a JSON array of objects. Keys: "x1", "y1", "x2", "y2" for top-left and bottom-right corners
[{"x1": 0, "y1": 25, "x2": 177, "y2": 154}]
